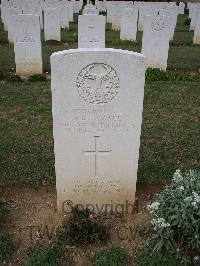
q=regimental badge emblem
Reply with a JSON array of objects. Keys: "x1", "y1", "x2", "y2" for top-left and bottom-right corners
[{"x1": 76, "y1": 63, "x2": 120, "y2": 104}]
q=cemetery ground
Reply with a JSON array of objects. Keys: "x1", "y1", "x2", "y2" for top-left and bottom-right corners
[{"x1": 0, "y1": 13, "x2": 200, "y2": 266}]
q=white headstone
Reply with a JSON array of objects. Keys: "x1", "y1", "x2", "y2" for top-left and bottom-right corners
[
  {"x1": 1, "y1": 6, "x2": 9, "y2": 30},
  {"x1": 83, "y1": 4, "x2": 99, "y2": 15},
  {"x1": 138, "y1": 5, "x2": 151, "y2": 32},
  {"x1": 5, "y1": 7, "x2": 21, "y2": 43},
  {"x1": 68, "y1": 1, "x2": 74, "y2": 22},
  {"x1": 111, "y1": 3, "x2": 121, "y2": 31},
  {"x1": 190, "y1": 8, "x2": 196, "y2": 31},
  {"x1": 72, "y1": 0, "x2": 82, "y2": 13},
  {"x1": 193, "y1": 11, "x2": 200, "y2": 44},
  {"x1": 120, "y1": 7, "x2": 138, "y2": 41},
  {"x1": 190, "y1": 6, "x2": 200, "y2": 31},
  {"x1": 13, "y1": 14, "x2": 42, "y2": 75},
  {"x1": 178, "y1": 2, "x2": 185, "y2": 15},
  {"x1": 43, "y1": 0, "x2": 57, "y2": 8},
  {"x1": 142, "y1": 14, "x2": 170, "y2": 70},
  {"x1": 60, "y1": 4, "x2": 69, "y2": 29},
  {"x1": 22, "y1": 0, "x2": 43, "y2": 29},
  {"x1": 189, "y1": 3, "x2": 194, "y2": 19},
  {"x1": 1, "y1": 0, "x2": 8, "y2": 7},
  {"x1": 51, "y1": 48, "x2": 146, "y2": 213},
  {"x1": 106, "y1": 1, "x2": 114, "y2": 23},
  {"x1": 44, "y1": 8, "x2": 61, "y2": 41},
  {"x1": 78, "y1": 15, "x2": 105, "y2": 48},
  {"x1": 96, "y1": 0, "x2": 106, "y2": 13},
  {"x1": 160, "y1": 6, "x2": 178, "y2": 41}
]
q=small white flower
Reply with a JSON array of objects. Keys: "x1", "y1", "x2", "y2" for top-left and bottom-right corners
[
  {"x1": 147, "y1": 201, "x2": 160, "y2": 213},
  {"x1": 172, "y1": 169, "x2": 183, "y2": 182},
  {"x1": 192, "y1": 192, "x2": 200, "y2": 203},
  {"x1": 178, "y1": 186, "x2": 184, "y2": 191},
  {"x1": 192, "y1": 202, "x2": 197, "y2": 208},
  {"x1": 184, "y1": 196, "x2": 192, "y2": 204},
  {"x1": 151, "y1": 218, "x2": 170, "y2": 230}
]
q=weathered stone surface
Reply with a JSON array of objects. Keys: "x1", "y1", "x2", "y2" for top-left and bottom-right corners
[
  {"x1": 78, "y1": 15, "x2": 106, "y2": 48},
  {"x1": 13, "y1": 14, "x2": 42, "y2": 75},
  {"x1": 44, "y1": 7, "x2": 61, "y2": 41},
  {"x1": 142, "y1": 14, "x2": 170, "y2": 70},
  {"x1": 120, "y1": 7, "x2": 138, "y2": 41},
  {"x1": 51, "y1": 48, "x2": 146, "y2": 213}
]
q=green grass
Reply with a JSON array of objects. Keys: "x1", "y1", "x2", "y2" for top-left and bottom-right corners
[
  {"x1": 175, "y1": 14, "x2": 190, "y2": 32},
  {"x1": 168, "y1": 45, "x2": 200, "y2": 72},
  {"x1": 93, "y1": 247, "x2": 127, "y2": 266},
  {"x1": 137, "y1": 249, "x2": 183, "y2": 266},
  {"x1": 0, "y1": 81, "x2": 55, "y2": 185},
  {"x1": 0, "y1": 80, "x2": 199, "y2": 185},
  {"x1": 25, "y1": 244, "x2": 63, "y2": 266},
  {"x1": 138, "y1": 81, "x2": 200, "y2": 182},
  {"x1": 171, "y1": 31, "x2": 193, "y2": 44},
  {"x1": 0, "y1": 44, "x2": 15, "y2": 73},
  {"x1": 0, "y1": 13, "x2": 199, "y2": 185},
  {"x1": 0, "y1": 234, "x2": 14, "y2": 262},
  {"x1": 0, "y1": 14, "x2": 200, "y2": 74}
]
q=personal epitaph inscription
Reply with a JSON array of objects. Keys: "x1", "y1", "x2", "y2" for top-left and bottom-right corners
[
  {"x1": 76, "y1": 63, "x2": 120, "y2": 104},
  {"x1": 51, "y1": 49, "x2": 146, "y2": 213}
]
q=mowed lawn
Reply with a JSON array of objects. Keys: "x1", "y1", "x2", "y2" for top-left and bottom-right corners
[
  {"x1": 0, "y1": 14, "x2": 200, "y2": 73},
  {"x1": 0, "y1": 80, "x2": 199, "y2": 185},
  {"x1": 0, "y1": 13, "x2": 199, "y2": 185}
]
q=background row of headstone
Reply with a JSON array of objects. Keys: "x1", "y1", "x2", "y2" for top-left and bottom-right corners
[{"x1": 0, "y1": 0, "x2": 199, "y2": 76}]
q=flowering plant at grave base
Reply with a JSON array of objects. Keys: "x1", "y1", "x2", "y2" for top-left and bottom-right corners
[{"x1": 146, "y1": 170, "x2": 200, "y2": 254}]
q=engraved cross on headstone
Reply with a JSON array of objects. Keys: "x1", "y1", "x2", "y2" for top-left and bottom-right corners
[{"x1": 83, "y1": 136, "x2": 111, "y2": 177}]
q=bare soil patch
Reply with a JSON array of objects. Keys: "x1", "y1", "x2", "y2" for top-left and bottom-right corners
[{"x1": 1, "y1": 182, "x2": 165, "y2": 265}]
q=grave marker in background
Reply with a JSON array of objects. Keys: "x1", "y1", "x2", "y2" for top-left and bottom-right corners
[
  {"x1": 13, "y1": 14, "x2": 42, "y2": 75},
  {"x1": 142, "y1": 14, "x2": 170, "y2": 70},
  {"x1": 44, "y1": 8, "x2": 61, "y2": 41},
  {"x1": 78, "y1": 15, "x2": 106, "y2": 48},
  {"x1": 120, "y1": 7, "x2": 138, "y2": 41}
]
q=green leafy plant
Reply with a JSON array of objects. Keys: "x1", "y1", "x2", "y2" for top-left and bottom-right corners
[
  {"x1": 6, "y1": 74, "x2": 24, "y2": 82},
  {"x1": 0, "y1": 233, "x2": 14, "y2": 262},
  {"x1": 146, "y1": 170, "x2": 200, "y2": 254},
  {"x1": 25, "y1": 243, "x2": 63, "y2": 266},
  {"x1": 137, "y1": 249, "x2": 183, "y2": 266},
  {"x1": 25, "y1": 207, "x2": 109, "y2": 264},
  {"x1": 28, "y1": 74, "x2": 47, "y2": 82},
  {"x1": 0, "y1": 202, "x2": 11, "y2": 217},
  {"x1": 93, "y1": 247, "x2": 126, "y2": 266},
  {"x1": 56, "y1": 207, "x2": 109, "y2": 246}
]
